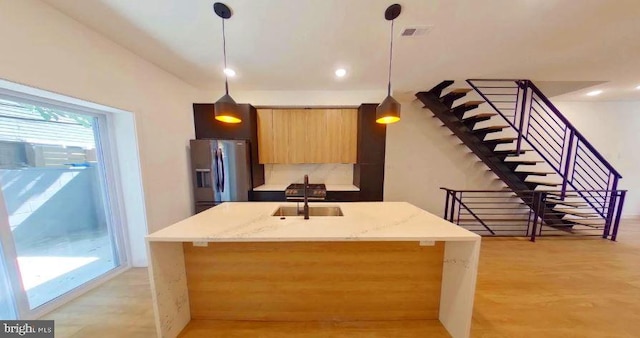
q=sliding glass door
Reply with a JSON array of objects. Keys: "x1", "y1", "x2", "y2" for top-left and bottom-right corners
[
  {"x1": 0, "y1": 95, "x2": 126, "y2": 316},
  {"x1": 0, "y1": 241, "x2": 17, "y2": 319}
]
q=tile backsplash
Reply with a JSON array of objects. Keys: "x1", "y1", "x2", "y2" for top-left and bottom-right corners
[{"x1": 264, "y1": 164, "x2": 354, "y2": 185}]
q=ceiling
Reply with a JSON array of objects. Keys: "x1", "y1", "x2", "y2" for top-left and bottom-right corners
[{"x1": 44, "y1": 0, "x2": 640, "y2": 100}]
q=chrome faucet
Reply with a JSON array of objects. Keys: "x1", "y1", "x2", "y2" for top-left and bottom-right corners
[{"x1": 303, "y1": 174, "x2": 309, "y2": 219}]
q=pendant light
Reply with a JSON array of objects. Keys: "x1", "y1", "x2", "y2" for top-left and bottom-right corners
[
  {"x1": 213, "y1": 2, "x2": 241, "y2": 124},
  {"x1": 376, "y1": 4, "x2": 402, "y2": 124}
]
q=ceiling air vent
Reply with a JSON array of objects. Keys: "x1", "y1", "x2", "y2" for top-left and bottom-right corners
[{"x1": 400, "y1": 26, "x2": 433, "y2": 37}]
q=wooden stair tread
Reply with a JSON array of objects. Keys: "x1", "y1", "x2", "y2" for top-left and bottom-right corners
[
  {"x1": 463, "y1": 113, "x2": 496, "y2": 120},
  {"x1": 505, "y1": 160, "x2": 544, "y2": 164},
  {"x1": 441, "y1": 89, "x2": 472, "y2": 106},
  {"x1": 487, "y1": 137, "x2": 517, "y2": 141},
  {"x1": 526, "y1": 180, "x2": 561, "y2": 186},
  {"x1": 517, "y1": 173, "x2": 551, "y2": 177},
  {"x1": 518, "y1": 202, "x2": 590, "y2": 209},
  {"x1": 423, "y1": 80, "x2": 454, "y2": 96},
  {"x1": 493, "y1": 150, "x2": 528, "y2": 155},
  {"x1": 545, "y1": 199, "x2": 585, "y2": 207},
  {"x1": 463, "y1": 100, "x2": 485, "y2": 106},
  {"x1": 544, "y1": 191, "x2": 580, "y2": 197},
  {"x1": 516, "y1": 171, "x2": 554, "y2": 175},
  {"x1": 565, "y1": 218, "x2": 605, "y2": 228},
  {"x1": 553, "y1": 209, "x2": 601, "y2": 217},
  {"x1": 484, "y1": 138, "x2": 517, "y2": 146},
  {"x1": 470, "y1": 113, "x2": 496, "y2": 117},
  {"x1": 459, "y1": 218, "x2": 530, "y2": 222},
  {"x1": 475, "y1": 125, "x2": 509, "y2": 131},
  {"x1": 567, "y1": 218, "x2": 604, "y2": 224}
]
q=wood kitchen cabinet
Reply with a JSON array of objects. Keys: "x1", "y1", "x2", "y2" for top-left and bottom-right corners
[
  {"x1": 327, "y1": 109, "x2": 357, "y2": 163},
  {"x1": 257, "y1": 108, "x2": 357, "y2": 164}
]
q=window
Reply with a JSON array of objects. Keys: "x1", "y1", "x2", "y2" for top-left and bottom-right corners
[{"x1": 0, "y1": 89, "x2": 129, "y2": 317}]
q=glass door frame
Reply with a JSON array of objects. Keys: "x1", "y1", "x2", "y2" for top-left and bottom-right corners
[
  {"x1": 0, "y1": 192, "x2": 29, "y2": 318},
  {"x1": 0, "y1": 89, "x2": 131, "y2": 319}
]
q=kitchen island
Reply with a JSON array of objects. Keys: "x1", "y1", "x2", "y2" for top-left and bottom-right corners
[{"x1": 146, "y1": 202, "x2": 480, "y2": 338}]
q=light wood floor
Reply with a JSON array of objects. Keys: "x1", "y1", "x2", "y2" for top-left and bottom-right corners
[
  {"x1": 41, "y1": 268, "x2": 156, "y2": 338},
  {"x1": 43, "y1": 223, "x2": 640, "y2": 337}
]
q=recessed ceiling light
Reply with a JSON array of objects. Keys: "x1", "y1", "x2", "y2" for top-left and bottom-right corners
[
  {"x1": 223, "y1": 68, "x2": 236, "y2": 77},
  {"x1": 586, "y1": 90, "x2": 603, "y2": 96},
  {"x1": 335, "y1": 68, "x2": 347, "y2": 77},
  {"x1": 635, "y1": 85, "x2": 640, "y2": 90}
]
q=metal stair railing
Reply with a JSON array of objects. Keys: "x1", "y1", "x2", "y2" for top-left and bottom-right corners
[
  {"x1": 441, "y1": 187, "x2": 627, "y2": 241},
  {"x1": 466, "y1": 79, "x2": 623, "y2": 234}
]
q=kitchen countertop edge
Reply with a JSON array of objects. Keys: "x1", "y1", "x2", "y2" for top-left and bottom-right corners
[{"x1": 146, "y1": 202, "x2": 480, "y2": 243}]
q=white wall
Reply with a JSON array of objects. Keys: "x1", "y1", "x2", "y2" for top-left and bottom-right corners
[
  {"x1": 0, "y1": 0, "x2": 200, "y2": 265},
  {"x1": 552, "y1": 101, "x2": 640, "y2": 216},
  {"x1": 384, "y1": 98, "x2": 504, "y2": 215}
]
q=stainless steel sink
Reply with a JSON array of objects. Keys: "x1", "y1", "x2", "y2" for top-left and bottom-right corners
[{"x1": 272, "y1": 206, "x2": 344, "y2": 217}]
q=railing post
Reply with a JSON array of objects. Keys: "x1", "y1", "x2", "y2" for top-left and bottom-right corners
[
  {"x1": 513, "y1": 84, "x2": 521, "y2": 126},
  {"x1": 526, "y1": 195, "x2": 533, "y2": 237},
  {"x1": 529, "y1": 192, "x2": 538, "y2": 242},
  {"x1": 603, "y1": 176, "x2": 619, "y2": 238},
  {"x1": 456, "y1": 192, "x2": 463, "y2": 224},
  {"x1": 515, "y1": 81, "x2": 529, "y2": 153},
  {"x1": 604, "y1": 173, "x2": 612, "y2": 216},
  {"x1": 560, "y1": 130, "x2": 575, "y2": 200},
  {"x1": 530, "y1": 191, "x2": 546, "y2": 242},
  {"x1": 449, "y1": 192, "x2": 457, "y2": 222},
  {"x1": 611, "y1": 190, "x2": 626, "y2": 241},
  {"x1": 444, "y1": 190, "x2": 451, "y2": 220}
]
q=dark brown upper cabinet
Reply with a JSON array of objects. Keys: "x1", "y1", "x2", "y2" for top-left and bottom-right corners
[
  {"x1": 193, "y1": 103, "x2": 256, "y2": 140},
  {"x1": 192, "y1": 103, "x2": 264, "y2": 187},
  {"x1": 356, "y1": 104, "x2": 387, "y2": 164}
]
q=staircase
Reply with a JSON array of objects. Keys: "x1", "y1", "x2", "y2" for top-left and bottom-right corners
[{"x1": 417, "y1": 79, "x2": 626, "y2": 239}]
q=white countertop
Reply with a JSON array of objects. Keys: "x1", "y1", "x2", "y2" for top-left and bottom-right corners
[
  {"x1": 146, "y1": 202, "x2": 479, "y2": 243},
  {"x1": 253, "y1": 184, "x2": 360, "y2": 191}
]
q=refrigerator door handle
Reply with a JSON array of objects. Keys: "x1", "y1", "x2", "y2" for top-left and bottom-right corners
[
  {"x1": 213, "y1": 148, "x2": 221, "y2": 192},
  {"x1": 218, "y1": 148, "x2": 225, "y2": 192}
]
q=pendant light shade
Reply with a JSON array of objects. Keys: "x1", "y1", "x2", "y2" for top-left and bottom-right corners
[
  {"x1": 213, "y1": 2, "x2": 241, "y2": 124},
  {"x1": 214, "y1": 93, "x2": 241, "y2": 123},
  {"x1": 376, "y1": 4, "x2": 402, "y2": 125},
  {"x1": 376, "y1": 95, "x2": 401, "y2": 124}
]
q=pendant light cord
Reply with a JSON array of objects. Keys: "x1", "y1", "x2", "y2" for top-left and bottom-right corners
[
  {"x1": 222, "y1": 18, "x2": 229, "y2": 95},
  {"x1": 387, "y1": 19, "x2": 394, "y2": 96}
]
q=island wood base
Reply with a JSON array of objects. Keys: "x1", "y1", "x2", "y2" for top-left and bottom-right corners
[
  {"x1": 183, "y1": 241, "x2": 444, "y2": 322},
  {"x1": 148, "y1": 239, "x2": 479, "y2": 338}
]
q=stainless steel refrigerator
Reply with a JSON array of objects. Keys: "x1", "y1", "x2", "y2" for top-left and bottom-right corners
[{"x1": 190, "y1": 139, "x2": 252, "y2": 213}]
